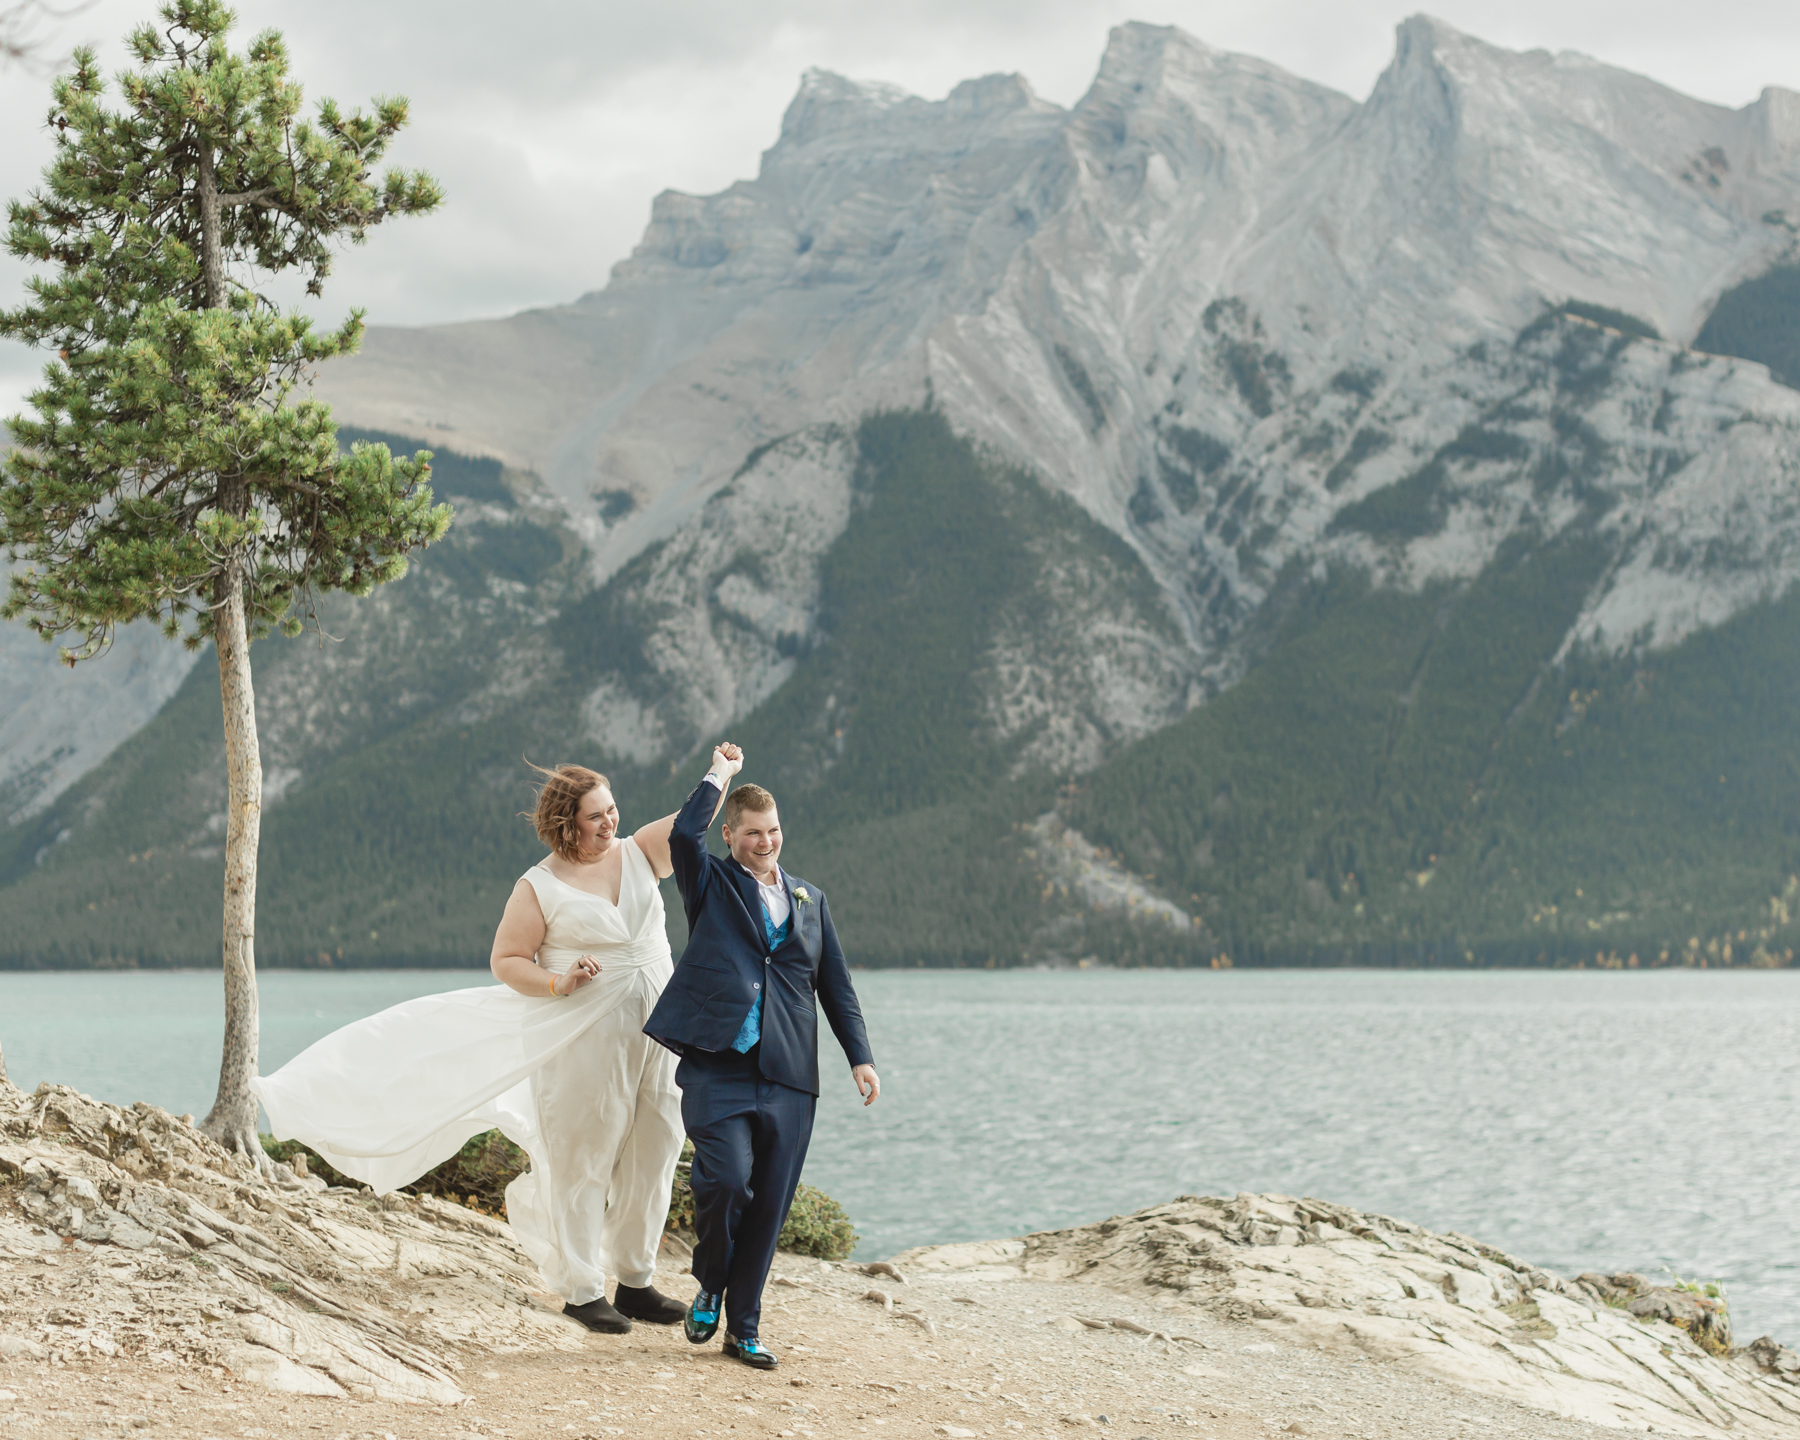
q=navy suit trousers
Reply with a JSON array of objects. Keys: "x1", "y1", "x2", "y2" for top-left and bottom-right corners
[{"x1": 676, "y1": 1045, "x2": 816, "y2": 1341}]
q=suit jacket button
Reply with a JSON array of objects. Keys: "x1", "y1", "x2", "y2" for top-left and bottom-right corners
[{"x1": 753, "y1": 982, "x2": 761, "y2": 990}]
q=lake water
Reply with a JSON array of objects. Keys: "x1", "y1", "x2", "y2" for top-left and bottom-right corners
[{"x1": 3, "y1": 968, "x2": 1796, "y2": 1342}]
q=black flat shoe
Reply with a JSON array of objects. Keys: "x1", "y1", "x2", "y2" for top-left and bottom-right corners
[
  {"x1": 723, "y1": 1333, "x2": 779, "y2": 1369},
  {"x1": 563, "y1": 1296, "x2": 632, "y2": 1334},
  {"x1": 613, "y1": 1283, "x2": 687, "y2": 1324},
  {"x1": 685, "y1": 1289, "x2": 722, "y2": 1345}
]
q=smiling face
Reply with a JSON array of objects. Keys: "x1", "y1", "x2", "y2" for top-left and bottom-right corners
[
  {"x1": 722, "y1": 806, "x2": 782, "y2": 879},
  {"x1": 574, "y1": 785, "x2": 619, "y2": 857}
]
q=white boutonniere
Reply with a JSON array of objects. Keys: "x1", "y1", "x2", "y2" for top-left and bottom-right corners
[{"x1": 794, "y1": 886, "x2": 812, "y2": 905}]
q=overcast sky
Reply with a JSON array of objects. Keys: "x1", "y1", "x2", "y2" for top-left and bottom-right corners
[{"x1": 2, "y1": 0, "x2": 1798, "y2": 414}]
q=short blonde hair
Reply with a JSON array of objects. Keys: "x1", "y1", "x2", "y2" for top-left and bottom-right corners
[
  {"x1": 527, "y1": 762, "x2": 611, "y2": 862},
  {"x1": 724, "y1": 783, "x2": 777, "y2": 829}
]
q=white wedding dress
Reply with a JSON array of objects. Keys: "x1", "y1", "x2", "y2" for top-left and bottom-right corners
[{"x1": 251, "y1": 838, "x2": 684, "y2": 1304}]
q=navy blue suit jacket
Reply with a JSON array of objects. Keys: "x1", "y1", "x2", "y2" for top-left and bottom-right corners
[{"x1": 643, "y1": 778, "x2": 874, "y2": 1097}]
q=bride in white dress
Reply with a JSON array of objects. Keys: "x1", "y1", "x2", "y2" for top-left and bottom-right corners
[{"x1": 253, "y1": 757, "x2": 731, "y2": 1334}]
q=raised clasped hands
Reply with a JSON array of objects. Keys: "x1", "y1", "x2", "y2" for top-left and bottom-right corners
[
  {"x1": 713, "y1": 741, "x2": 745, "y2": 778},
  {"x1": 551, "y1": 954, "x2": 600, "y2": 997}
]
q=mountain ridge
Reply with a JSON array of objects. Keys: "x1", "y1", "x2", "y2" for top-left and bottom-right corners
[{"x1": 5, "y1": 16, "x2": 1800, "y2": 967}]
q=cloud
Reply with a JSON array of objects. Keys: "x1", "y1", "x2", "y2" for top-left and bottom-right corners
[{"x1": 2, "y1": 0, "x2": 1797, "y2": 417}]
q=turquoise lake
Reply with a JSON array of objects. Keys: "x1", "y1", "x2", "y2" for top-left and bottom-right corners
[{"x1": 2, "y1": 967, "x2": 1795, "y2": 1342}]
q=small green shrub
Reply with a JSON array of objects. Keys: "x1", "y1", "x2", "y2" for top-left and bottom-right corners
[
  {"x1": 595, "y1": 489, "x2": 636, "y2": 523},
  {"x1": 415, "y1": 1129, "x2": 530, "y2": 1213},
  {"x1": 1158, "y1": 457, "x2": 1200, "y2": 512},
  {"x1": 1330, "y1": 365, "x2": 1381, "y2": 399},
  {"x1": 1222, "y1": 339, "x2": 1276, "y2": 416},
  {"x1": 777, "y1": 1181, "x2": 859, "y2": 1260},
  {"x1": 1129, "y1": 478, "x2": 1163, "y2": 525},
  {"x1": 1441, "y1": 424, "x2": 1531, "y2": 463},
  {"x1": 262, "y1": 1128, "x2": 526, "y2": 1214},
  {"x1": 666, "y1": 1139, "x2": 858, "y2": 1260},
  {"x1": 1055, "y1": 345, "x2": 1105, "y2": 431},
  {"x1": 263, "y1": 1129, "x2": 857, "y2": 1258},
  {"x1": 1520, "y1": 302, "x2": 1660, "y2": 344}
]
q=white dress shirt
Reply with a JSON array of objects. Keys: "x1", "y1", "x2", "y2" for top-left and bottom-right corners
[{"x1": 752, "y1": 871, "x2": 790, "y2": 929}]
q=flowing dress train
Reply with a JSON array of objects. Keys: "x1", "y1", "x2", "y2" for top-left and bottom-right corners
[{"x1": 251, "y1": 838, "x2": 683, "y2": 1303}]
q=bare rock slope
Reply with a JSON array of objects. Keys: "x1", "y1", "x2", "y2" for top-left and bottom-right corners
[
  {"x1": 0, "y1": 1082, "x2": 592, "y2": 1402},
  {"x1": 899, "y1": 1193, "x2": 1800, "y2": 1437},
  {"x1": 315, "y1": 15, "x2": 1800, "y2": 690}
]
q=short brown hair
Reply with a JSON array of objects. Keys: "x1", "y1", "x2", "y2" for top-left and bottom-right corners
[
  {"x1": 724, "y1": 783, "x2": 777, "y2": 829},
  {"x1": 527, "y1": 762, "x2": 611, "y2": 862}
]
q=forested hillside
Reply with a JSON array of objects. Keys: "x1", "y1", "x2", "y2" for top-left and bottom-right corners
[
  {"x1": 0, "y1": 413, "x2": 1140, "y2": 967},
  {"x1": 7, "y1": 401, "x2": 1800, "y2": 970},
  {"x1": 1069, "y1": 549, "x2": 1800, "y2": 966},
  {"x1": 7, "y1": 18, "x2": 1800, "y2": 969}
]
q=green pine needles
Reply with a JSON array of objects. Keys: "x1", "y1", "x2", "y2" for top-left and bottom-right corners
[
  {"x1": 0, "y1": 0, "x2": 448, "y2": 657},
  {"x1": 0, "y1": 1, "x2": 448, "y2": 1161}
]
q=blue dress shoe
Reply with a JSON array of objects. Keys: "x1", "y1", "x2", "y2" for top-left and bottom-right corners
[
  {"x1": 723, "y1": 1333, "x2": 779, "y2": 1369},
  {"x1": 685, "y1": 1289, "x2": 722, "y2": 1345}
]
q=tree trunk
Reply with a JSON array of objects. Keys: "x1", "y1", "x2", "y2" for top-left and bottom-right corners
[
  {"x1": 194, "y1": 135, "x2": 267, "y2": 1168},
  {"x1": 199, "y1": 562, "x2": 266, "y2": 1164},
  {"x1": 197, "y1": 139, "x2": 226, "y2": 309}
]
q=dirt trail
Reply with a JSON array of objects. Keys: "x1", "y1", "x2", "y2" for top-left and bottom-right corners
[{"x1": 0, "y1": 1244, "x2": 1648, "y2": 1440}]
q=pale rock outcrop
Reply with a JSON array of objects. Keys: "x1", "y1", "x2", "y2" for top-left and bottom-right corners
[
  {"x1": 1023, "y1": 812, "x2": 1195, "y2": 935},
  {"x1": 578, "y1": 424, "x2": 1203, "y2": 772},
  {"x1": 576, "y1": 426, "x2": 853, "y2": 759},
  {"x1": 0, "y1": 615, "x2": 200, "y2": 824},
  {"x1": 896, "y1": 1193, "x2": 1800, "y2": 1438},
  {"x1": 0, "y1": 1082, "x2": 599, "y2": 1401}
]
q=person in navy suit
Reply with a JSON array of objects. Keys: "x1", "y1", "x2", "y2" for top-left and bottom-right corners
[{"x1": 643, "y1": 742, "x2": 879, "y2": 1369}]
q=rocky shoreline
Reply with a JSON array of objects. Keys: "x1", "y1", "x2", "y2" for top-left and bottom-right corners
[
  {"x1": 897, "y1": 1197, "x2": 1800, "y2": 1435},
  {"x1": 3, "y1": 1079, "x2": 1798, "y2": 1438}
]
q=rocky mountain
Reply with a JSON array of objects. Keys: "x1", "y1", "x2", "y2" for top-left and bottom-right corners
[{"x1": 5, "y1": 16, "x2": 1800, "y2": 968}]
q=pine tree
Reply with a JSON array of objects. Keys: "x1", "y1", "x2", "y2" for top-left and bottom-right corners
[{"x1": 0, "y1": 1, "x2": 449, "y2": 1163}]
